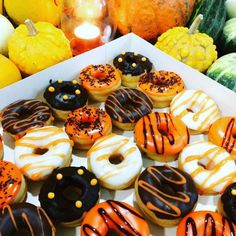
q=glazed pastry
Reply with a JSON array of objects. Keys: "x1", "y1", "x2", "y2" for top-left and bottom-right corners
[
  {"x1": 177, "y1": 211, "x2": 236, "y2": 236},
  {"x1": 15, "y1": 126, "x2": 73, "y2": 181},
  {"x1": 134, "y1": 112, "x2": 189, "y2": 161},
  {"x1": 78, "y1": 64, "x2": 121, "y2": 102},
  {"x1": 218, "y1": 182, "x2": 236, "y2": 224},
  {"x1": 113, "y1": 51, "x2": 153, "y2": 88},
  {"x1": 209, "y1": 117, "x2": 236, "y2": 157},
  {"x1": 65, "y1": 106, "x2": 112, "y2": 149},
  {"x1": 1, "y1": 99, "x2": 54, "y2": 139},
  {"x1": 135, "y1": 165, "x2": 198, "y2": 227},
  {"x1": 0, "y1": 160, "x2": 27, "y2": 209},
  {"x1": 87, "y1": 133, "x2": 143, "y2": 190},
  {"x1": 39, "y1": 166, "x2": 100, "y2": 227},
  {"x1": 138, "y1": 71, "x2": 185, "y2": 108},
  {"x1": 170, "y1": 90, "x2": 220, "y2": 134},
  {"x1": 0, "y1": 135, "x2": 3, "y2": 160},
  {"x1": 43, "y1": 79, "x2": 88, "y2": 121},
  {"x1": 81, "y1": 200, "x2": 150, "y2": 236},
  {"x1": 178, "y1": 141, "x2": 236, "y2": 195},
  {"x1": 105, "y1": 88, "x2": 153, "y2": 130},
  {"x1": 0, "y1": 202, "x2": 56, "y2": 235}
]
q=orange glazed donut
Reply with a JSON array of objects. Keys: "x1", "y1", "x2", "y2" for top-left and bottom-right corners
[
  {"x1": 177, "y1": 211, "x2": 236, "y2": 236},
  {"x1": 138, "y1": 71, "x2": 185, "y2": 108},
  {"x1": 65, "y1": 106, "x2": 112, "y2": 150},
  {"x1": 78, "y1": 64, "x2": 121, "y2": 102},
  {"x1": 134, "y1": 112, "x2": 189, "y2": 162},
  {"x1": 209, "y1": 117, "x2": 236, "y2": 156},
  {"x1": 81, "y1": 200, "x2": 150, "y2": 236}
]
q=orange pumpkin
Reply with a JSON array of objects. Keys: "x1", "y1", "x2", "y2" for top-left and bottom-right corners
[{"x1": 108, "y1": 0, "x2": 196, "y2": 41}]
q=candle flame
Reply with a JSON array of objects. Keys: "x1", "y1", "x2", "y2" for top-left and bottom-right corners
[{"x1": 74, "y1": 22, "x2": 100, "y2": 39}]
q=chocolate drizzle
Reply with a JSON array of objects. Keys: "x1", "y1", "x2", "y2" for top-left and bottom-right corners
[
  {"x1": 82, "y1": 200, "x2": 144, "y2": 236},
  {"x1": 105, "y1": 88, "x2": 153, "y2": 123},
  {"x1": 1, "y1": 99, "x2": 53, "y2": 136},
  {"x1": 44, "y1": 80, "x2": 88, "y2": 111},
  {"x1": 137, "y1": 165, "x2": 198, "y2": 220},
  {"x1": 113, "y1": 52, "x2": 152, "y2": 76},
  {"x1": 222, "y1": 118, "x2": 236, "y2": 153}
]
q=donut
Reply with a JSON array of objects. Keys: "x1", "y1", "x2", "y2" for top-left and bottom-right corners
[
  {"x1": 87, "y1": 133, "x2": 143, "y2": 190},
  {"x1": 78, "y1": 64, "x2": 121, "y2": 102},
  {"x1": 65, "y1": 106, "x2": 112, "y2": 149},
  {"x1": 177, "y1": 211, "x2": 236, "y2": 236},
  {"x1": 137, "y1": 71, "x2": 185, "y2": 108},
  {"x1": 113, "y1": 51, "x2": 153, "y2": 88},
  {"x1": 218, "y1": 182, "x2": 236, "y2": 224},
  {"x1": 43, "y1": 79, "x2": 88, "y2": 121},
  {"x1": 105, "y1": 88, "x2": 153, "y2": 130},
  {"x1": 170, "y1": 90, "x2": 220, "y2": 134},
  {"x1": 81, "y1": 200, "x2": 150, "y2": 236},
  {"x1": 135, "y1": 165, "x2": 198, "y2": 227},
  {"x1": 178, "y1": 141, "x2": 236, "y2": 195},
  {"x1": 0, "y1": 202, "x2": 56, "y2": 235},
  {"x1": 0, "y1": 135, "x2": 3, "y2": 160},
  {"x1": 39, "y1": 166, "x2": 100, "y2": 227},
  {"x1": 0, "y1": 160, "x2": 27, "y2": 209},
  {"x1": 15, "y1": 126, "x2": 73, "y2": 181},
  {"x1": 134, "y1": 112, "x2": 189, "y2": 161},
  {"x1": 1, "y1": 99, "x2": 54, "y2": 139},
  {"x1": 209, "y1": 117, "x2": 236, "y2": 157}
]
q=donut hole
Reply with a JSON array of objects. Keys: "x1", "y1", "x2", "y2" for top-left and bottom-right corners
[
  {"x1": 63, "y1": 185, "x2": 83, "y2": 201},
  {"x1": 186, "y1": 105, "x2": 201, "y2": 113},
  {"x1": 106, "y1": 229, "x2": 121, "y2": 236},
  {"x1": 123, "y1": 102, "x2": 135, "y2": 111},
  {"x1": 198, "y1": 158, "x2": 215, "y2": 170},
  {"x1": 109, "y1": 154, "x2": 124, "y2": 165},
  {"x1": 60, "y1": 84, "x2": 76, "y2": 94},
  {"x1": 158, "y1": 128, "x2": 168, "y2": 136},
  {"x1": 78, "y1": 121, "x2": 92, "y2": 129},
  {"x1": 33, "y1": 148, "x2": 48, "y2": 155},
  {"x1": 125, "y1": 55, "x2": 136, "y2": 64},
  {"x1": 18, "y1": 107, "x2": 32, "y2": 119},
  {"x1": 233, "y1": 134, "x2": 236, "y2": 139}
]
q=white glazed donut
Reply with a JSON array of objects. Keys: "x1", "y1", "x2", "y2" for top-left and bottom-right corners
[
  {"x1": 178, "y1": 141, "x2": 236, "y2": 195},
  {"x1": 87, "y1": 133, "x2": 143, "y2": 190},
  {"x1": 170, "y1": 90, "x2": 220, "y2": 133},
  {"x1": 15, "y1": 126, "x2": 73, "y2": 181}
]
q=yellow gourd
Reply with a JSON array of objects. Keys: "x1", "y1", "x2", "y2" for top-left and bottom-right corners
[
  {"x1": 8, "y1": 19, "x2": 72, "y2": 75},
  {"x1": 155, "y1": 15, "x2": 217, "y2": 72}
]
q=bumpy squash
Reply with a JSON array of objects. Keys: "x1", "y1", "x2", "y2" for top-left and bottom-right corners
[
  {"x1": 108, "y1": 0, "x2": 196, "y2": 41},
  {"x1": 8, "y1": 20, "x2": 72, "y2": 75},
  {"x1": 188, "y1": 0, "x2": 226, "y2": 41},
  {"x1": 207, "y1": 53, "x2": 236, "y2": 92},
  {"x1": 155, "y1": 15, "x2": 217, "y2": 73}
]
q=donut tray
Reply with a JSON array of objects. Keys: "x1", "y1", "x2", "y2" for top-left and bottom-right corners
[{"x1": 1, "y1": 33, "x2": 236, "y2": 236}]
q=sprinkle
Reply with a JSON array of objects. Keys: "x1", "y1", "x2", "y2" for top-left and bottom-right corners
[
  {"x1": 231, "y1": 189, "x2": 236, "y2": 195},
  {"x1": 118, "y1": 57, "x2": 123, "y2": 63},
  {"x1": 56, "y1": 173, "x2": 63, "y2": 180},
  {"x1": 75, "y1": 200, "x2": 82, "y2": 208},
  {"x1": 77, "y1": 169, "x2": 84, "y2": 175},
  {"x1": 141, "y1": 57, "x2": 147, "y2": 62},
  {"x1": 121, "y1": 51, "x2": 126, "y2": 55},
  {"x1": 48, "y1": 86, "x2": 55, "y2": 92},
  {"x1": 134, "y1": 52, "x2": 138, "y2": 56},
  {"x1": 72, "y1": 80, "x2": 77, "y2": 84},
  {"x1": 48, "y1": 192, "x2": 55, "y2": 199},
  {"x1": 63, "y1": 95, "x2": 68, "y2": 100},
  {"x1": 132, "y1": 63, "x2": 137, "y2": 68},
  {"x1": 90, "y1": 179, "x2": 98, "y2": 186},
  {"x1": 75, "y1": 89, "x2": 81, "y2": 95}
]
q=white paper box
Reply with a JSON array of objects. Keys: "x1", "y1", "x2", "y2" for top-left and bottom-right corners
[{"x1": 0, "y1": 33, "x2": 236, "y2": 236}]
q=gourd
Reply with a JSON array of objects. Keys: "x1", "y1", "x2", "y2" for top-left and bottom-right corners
[
  {"x1": 155, "y1": 15, "x2": 217, "y2": 73},
  {"x1": 225, "y1": 0, "x2": 236, "y2": 19},
  {"x1": 188, "y1": 0, "x2": 226, "y2": 41},
  {"x1": 107, "y1": 0, "x2": 196, "y2": 41},
  {"x1": 207, "y1": 53, "x2": 236, "y2": 92},
  {"x1": 220, "y1": 18, "x2": 236, "y2": 54},
  {"x1": 8, "y1": 19, "x2": 72, "y2": 75}
]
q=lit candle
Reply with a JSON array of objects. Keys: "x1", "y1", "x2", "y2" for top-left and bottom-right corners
[{"x1": 70, "y1": 22, "x2": 103, "y2": 55}]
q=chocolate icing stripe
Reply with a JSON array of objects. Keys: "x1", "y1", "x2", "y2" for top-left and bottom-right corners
[{"x1": 222, "y1": 118, "x2": 235, "y2": 153}]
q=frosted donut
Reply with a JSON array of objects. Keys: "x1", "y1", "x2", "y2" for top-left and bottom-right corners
[
  {"x1": 209, "y1": 117, "x2": 236, "y2": 156},
  {"x1": 87, "y1": 133, "x2": 143, "y2": 190},
  {"x1": 15, "y1": 126, "x2": 73, "y2": 181},
  {"x1": 178, "y1": 141, "x2": 236, "y2": 195},
  {"x1": 170, "y1": 90, "x2": 220, "y2": 134}
]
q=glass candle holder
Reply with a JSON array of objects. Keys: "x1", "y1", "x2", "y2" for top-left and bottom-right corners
[{"x1": 61, "y1": 0, "x2": 116, "y2": 56}]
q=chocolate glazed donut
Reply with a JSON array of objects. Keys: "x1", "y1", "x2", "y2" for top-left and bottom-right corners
[
  {"x1": 1, "y1": 99, "x2": 53, "y2": 139},
  {"x1": 0, "y1": 202, "x2": 55, "y2": 236},
  {"x1": 135, "y1": 165, "x2": 198, "y2": 227}
]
